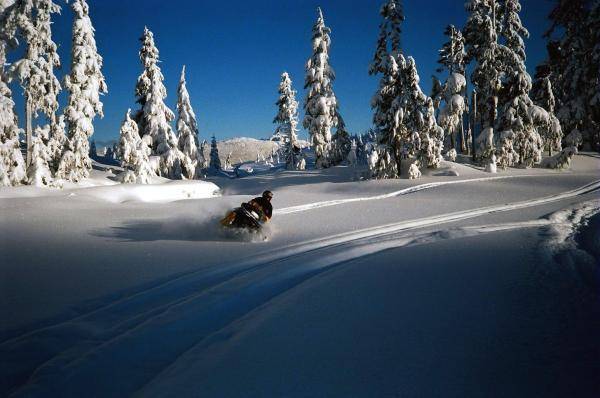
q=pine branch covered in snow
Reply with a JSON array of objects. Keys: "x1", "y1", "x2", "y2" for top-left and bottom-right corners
[
  {"x1": 176, "y1": 65, "x2": 202, "y2": 179},
  {"x1": 303, "y1": 7, "x2": 340, "y2": 169},
  {"x1": 56, "y1": 0, "x2": 107, "y2": 182},
  {"x1": 273, "y1": 72, "x2": 300, "y2": 170}
]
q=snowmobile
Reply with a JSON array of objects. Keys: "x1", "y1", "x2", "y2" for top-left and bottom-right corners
[
  {"x1": 220, "y1": 191, "x2": 274, "y2": 232},
  {"x1": 220, "y1": 204, "x2": 263, "y2": 230}
]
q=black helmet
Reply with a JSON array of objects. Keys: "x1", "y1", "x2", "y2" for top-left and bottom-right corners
[{"x1": 262, "y1": 190, "x2": 274, "y2": 200}]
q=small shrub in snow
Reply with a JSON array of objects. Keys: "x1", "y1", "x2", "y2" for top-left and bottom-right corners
[
  {"x1": 408, "y1": 163, "x2": 421, "y2": 179},
  {"x1": 27, "y1": 130, "x2": 53, "y2": 186},
  {"x1": 496, "y1": 130, "x2": 519, "y2": 169},
  {"x1": 565, "y1": 129, "x2": 583, "y2": 148},
  {"x1": 541, "y1": 146, "x2": 578, "y2": 170},
  {"x1": 475, "y1": 127, "x2": 495, "y2": 162},
  {"x1": 445, "y1": 148, "x2": 457, "y2": 162},
  {"x1": 347, "y1": 139, "x2": 358, "y2": 166},
  {"x1": 485, "y1": 153, "x2": 498, "y2": 174}
]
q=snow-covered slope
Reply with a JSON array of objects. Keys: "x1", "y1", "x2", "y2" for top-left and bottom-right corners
[{"x1": 1, "y1": 155, "x2": 599, "y2": 397}]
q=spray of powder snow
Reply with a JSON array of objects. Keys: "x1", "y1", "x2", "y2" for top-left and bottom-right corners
[{"x1": 96, "y1": 205, "x2": 273, "y2": 243}]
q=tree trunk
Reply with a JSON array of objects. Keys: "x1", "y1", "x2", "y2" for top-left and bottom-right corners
[
  {"x1": 472, "y1": 90, "x2": 477, "y2": 161},
  {"x1": 451, "y1": 130, "x2": 456, "y2": 151},
  {"x1": 460, "y1": 119, "x2": 466, "y2": 153},
  {"x1": 26, "y1": 98, "x2": 32, "y2": 167}
]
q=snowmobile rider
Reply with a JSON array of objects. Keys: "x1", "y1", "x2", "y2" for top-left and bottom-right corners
[{"x1": 243, "y1": 190, "x2": 274, "y2": 222}]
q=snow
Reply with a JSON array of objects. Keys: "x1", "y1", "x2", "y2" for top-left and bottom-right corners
[
  {"x1": 0, "y1": 168, "x2": 220, "y2": 203},
  {"x1": 1, "y1": 152, "x2": 599, "y2": 397}
]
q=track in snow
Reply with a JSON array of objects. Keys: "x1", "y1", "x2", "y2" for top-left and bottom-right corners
[
  {"x1": 3, "y1": 179, "x2": 599, "y2": 397},
  {"x1": 275, "y1": 174, "x2": 540, "y2": 215}
]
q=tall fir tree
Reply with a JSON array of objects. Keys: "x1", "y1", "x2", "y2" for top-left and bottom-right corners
[
  {"x1": 303, "y1": 7, "x2": 339, "y2": 169},
  {"x1": 0, "y1": 1, "x2": 26, "y2": 186},
  {"x1": 134, "y1": 27, "x2": 182, "y2": 179},
  {"x1": 273, "y1": 72, "x2": 300, "y2": 170},
  {"x1": 437, "y1": 25, "x2": 466, "y2": 75},
  {"x1": 463, "y1": 0, "x2": 506, "y2": 161},
  {"x1": 369, "y1": 0, "x2": 406, "y2": 178},
  {"x1": 437, "y1": 24, "x2": 467, "y2": 152},
  {"x1": 8, "y1": 0, "x2": 61, "y2": 169},
  {"x1": 537, "y1": 0, "x2": 599, "y2": 151},
  {"x1": 496, "y1": 0, "x2": 546, "y2": 168},
  {"x1": 56, "y1": 0, "x2": 107, "y2": 182},
  {"x1": 176, "y1": 65, "x2": 202, "y2": 179},
  {"x1": 369, "y1": 0, "x2": 404, "y2": 76},
  {"x1": 209, "y1": 134, "x2": 221, "y2": 171}
]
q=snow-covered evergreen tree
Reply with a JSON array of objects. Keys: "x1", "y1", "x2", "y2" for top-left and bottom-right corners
[
  {"x1": 116, "y1": 109, "x2": 154, "y2": 184},
  {"x1": 369, "y1": 0, "x2": 405, "y2": 178},
  {"x1": 331, "y1": 117, "x2": 351, "y2": 165},
  {"x1": 437, "y1": 25, "x2": 466, "y2": 75},
  {"x1": 273, "y1": 72, "x2": 300, "y2": 170},
  {"x1": 463, "y1": 0, "x2": 506, "y2": 161},
  {"x1": 209, "y1": 134, "x2": 221, "y2": 171},
  {"x1": 401, "y1": 57, "x2": 444, "y2": 168},
  {"x1": 369, "y1": 0, "x2": 404, "y2": 75},
  {"x1": 134, "y1": 27, "x2": 182, "y2": 179},
  {"x1": 46, "y1": 115, "x2": 66, "y2": 172},
  {"x1": 438, "y1": 73, "x2": 467, "y2": 153},
  {"x1": 8, "y1": 0, "x2": 61, "y2": 168},
  {"x1": 437, "y1": 24, "x2": 467, "y2": 152},
  {"x1": 55, "y1": 0, "x2": 106, "y2": 182},
  {"x1": 495, "y1": 0, "x2": 545, "y2": 168},
  {"x1": 27, "y1": 124, "x2": 52, "y2": 186},
  {"x1": 370, "y1": 55, "x2": 403, "y2": 178},
  {"x1": 303, "y1": 7, "x2": 340, "y2": 169},
  {"x1": 347, "y1": 139, "x2": 358, "y2": 166},
  {"x1": 533, "y1": 76, "x2": 562, "y2": 156},
  {"x1": 176, "y1": 65, "x2": 202, "y2": 179},
  {"x1": 0, "y1": 2, "x2": 26, "y2": 186},
  {"x1": 537, "y1": 0, "x2": 599, "y2": 151}
]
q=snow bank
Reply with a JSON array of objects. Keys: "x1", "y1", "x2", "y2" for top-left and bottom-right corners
[{"x1": 74, "y1": 180, "x2": 221, "y2": 203}]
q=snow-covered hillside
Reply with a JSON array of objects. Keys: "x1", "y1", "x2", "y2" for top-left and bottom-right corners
[
  {"x1": 1, "y1": 154, "x2": 599, "y2": 397},
  {"x1": 202, "y1": 137, "x2": 309, "y2": 167}
]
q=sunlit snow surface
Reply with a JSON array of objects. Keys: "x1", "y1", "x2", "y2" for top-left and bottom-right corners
[{"x1": 1, "y1": 154, "x2": 599, "y2": 397}]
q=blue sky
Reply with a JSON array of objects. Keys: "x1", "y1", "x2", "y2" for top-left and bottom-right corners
[{"x1": 9, "y1": 0, "x2": 554, "y2": 143}]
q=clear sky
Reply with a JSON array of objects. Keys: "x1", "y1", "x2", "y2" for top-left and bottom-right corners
[{"x1": 9, "y1": 0, "x2": 554, "y2": 143}]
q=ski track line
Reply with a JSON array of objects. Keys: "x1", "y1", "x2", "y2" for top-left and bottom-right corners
[
  {"x1": 275, "y1": 174, "x2": 542, "y2": 215},
  {"x1": 5, "y1": 180, "x2": 600, "y2": 397}
]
